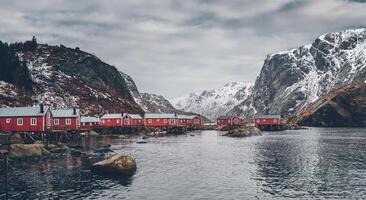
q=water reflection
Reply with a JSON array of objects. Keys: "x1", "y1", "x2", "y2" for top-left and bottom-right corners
[{"x1": 254, "y1": 128, "x2": 366, "y2": 199}]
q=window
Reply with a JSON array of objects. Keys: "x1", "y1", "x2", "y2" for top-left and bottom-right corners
[
  {"x1": 124, "y1": 118, "x2": 129, "y2": 125},
  {"x1": 31, "y1": 118, "x2": 37, "y2": 126},
  {"x1": 54, "y1": 118, "x2": 59, "y2": 125},
  {"x1": 17, "y1": 118, "x2": 23, "y2": 126},
  {"x1": 194, "y1": 118, "x2": 199, "y2": 124},
  {"x1": 163, "y1": 119, "x2": 167, "y2": 123},
  {"x1": 117, "y1": 119, "x2": 120, "y2": 123},
  {"x1": 6, "y1": 118, "x2": 11, "y2": 124},
  {"x1": 66, "y1": 118, "x2": 72, "y2": 125},
  {"x1": 169, "y1": 119, "x2": 175, "y2": 124},
  {"x1": 148, "y1": 119, "x2": 152, "y2": 123}
]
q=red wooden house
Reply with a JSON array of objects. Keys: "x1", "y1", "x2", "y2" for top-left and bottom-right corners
[
  {"x1": 216, "y1": 116, "x2": 244, "y2": 126},
  {"x1": 254, "y1": 115, "x2": 282, "y2": 126},
  {"x1": 177, "y1": 115, "x2": 203, "y2": 127},
  {"x1": 100, "y1": 113, "x2": 123, "y2": 127},
  {"x1": 0, "y1": 104, "x2": 53, "y2": 132},
  {"x1": 80, "y1": 116, "x2": 100, "y2": 130},
  {"x1": 123, "y1": 114, "x2": 144, "y2": 126},
  {"x1": 53, "y1": 108, "x2": 80, "y2": 131},
  {"x1": 144, "y1": 113, "x2": 178, "y2": 127}
]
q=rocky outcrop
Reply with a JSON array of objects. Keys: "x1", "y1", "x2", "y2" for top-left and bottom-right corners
[
  {"x1": 223, "y1": 126, "x2": 261, "y2": 137},
  {"x1": 90, "y1": 155, "x2": 137, "y2": 177},
  {"x1": 9, "y1": 144, "x2": 50, "y2": 160},
  {"x1": 290, "y1": 83, "x2": 366, "y2": 127}
]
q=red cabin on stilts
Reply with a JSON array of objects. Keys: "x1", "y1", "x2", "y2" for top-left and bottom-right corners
[
  {"x1": 216, "y1": 115, "x2": 244, "y2": 126},
  {"x1": 100, "y1": 114, "x2": 123, "y2": 127},
  {"x1": 144, "y1": 113, "x2": 178, "y2": 127},
  {"x1": 177, "y1": 115, "x2": 203, "y2": 128},
  {"x1": 123, "y1": 114, "x2": 144, "y2": 126},
  {"x1": 53, "y1": 108, "x2": 80, "y2": 131},
  {"x1": 80, "y1": 116, "x2": 100, "y2": 130},
  {"x1": 0, "y1": 104, "x2": 53, "y2": 132}
]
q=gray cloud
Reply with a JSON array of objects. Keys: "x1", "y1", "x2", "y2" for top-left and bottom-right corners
[{"x1": 0, "y1": 0, "x2": 366, "y2": 98}]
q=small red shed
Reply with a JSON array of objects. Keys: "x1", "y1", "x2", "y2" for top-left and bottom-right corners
[
  {"x1": 216, "y1": 115, "x2": 244, "y2": 126},
  {"x1": 53, "y1": 108, "x2": 80, "y2": 131},
  {"x1": 144, "y1": 113, "x2": 178, "y2": 127},
  {"x1": 100, "y1": 113, "x2": 123, "y2": 127},
  {"x1": 80, "y1": 116, "x2": 100, "y2": 130},
  {"x1": 254, "y1": 115, "x2": 282, "y2": 126},
  {"x1": 0, "y1": 105, "x2": 53, "y2": 132},
  {"x1": 123, "y1": 114, "x2": 144, "y2": 127}
]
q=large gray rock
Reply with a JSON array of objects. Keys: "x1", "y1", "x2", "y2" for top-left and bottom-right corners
[{"x1": 90, "y1": 155, "x2": 137, "y2": 177}]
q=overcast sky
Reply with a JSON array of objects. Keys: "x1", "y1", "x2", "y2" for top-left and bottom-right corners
[{"x1": 1, "y1": 0, "x2": 366, "y2": 98}]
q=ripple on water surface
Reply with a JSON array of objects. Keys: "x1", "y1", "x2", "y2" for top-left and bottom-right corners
[{"x1": 1, "y1": 128, "x2": 366, "y2": 199}]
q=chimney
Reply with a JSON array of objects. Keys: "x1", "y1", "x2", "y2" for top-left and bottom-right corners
[
  {"x1": 40, "y1": 104, "x2": 44, "y2": 113},
  {"x1": 174, "y1": 112, "x2": 177, "y2": 117},
  {"x1": 73, "y1": 107, "x2": 77, "y2": 115}
]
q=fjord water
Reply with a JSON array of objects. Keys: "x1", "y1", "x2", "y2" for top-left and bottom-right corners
[{"x1": 3, "y1": 128, "x2": 366, "y2": 199}]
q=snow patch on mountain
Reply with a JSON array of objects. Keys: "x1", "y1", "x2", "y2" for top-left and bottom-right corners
[{"x1": 171, "y1": 82, "x2": 253, "y2": 120}]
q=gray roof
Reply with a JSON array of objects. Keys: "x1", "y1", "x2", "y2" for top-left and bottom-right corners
[
  {"x1": 144, "y1": 113, "x2": 177, "y2": 119},
  {"x1": 0, "y1": 106, "x2": 50, "y2": 117},
  {"x1": 53, "y1": 109, "x2": 80, "y2": 118},
  {"x1": 126, "y1": 114, "x2": 143, "y2": 119},
  {"x1": 100, "y1": 113, "x2": 123, "y2": 119},
  {"x1": 177, "y1": 115, "x2": 197, "y2": 119},
  {"x1": 80, "y1": 116, "x2": 100, "y2": 123},
  {"x1": 217, "y1": 115, "x2": 239, "y2": 120},
  {"x1": 254, "y1": 115, "x2": 281, "y2": 119}
]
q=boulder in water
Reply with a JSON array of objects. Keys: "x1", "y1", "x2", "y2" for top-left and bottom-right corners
[{"x1": 90, "y1": 155, "x2": 137, "y2": 177}]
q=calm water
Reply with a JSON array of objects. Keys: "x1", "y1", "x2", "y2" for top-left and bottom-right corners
[{"x1": 2, "y1": 128, "x2": 366, "y2": 199}]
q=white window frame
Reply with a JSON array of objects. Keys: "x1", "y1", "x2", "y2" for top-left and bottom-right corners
[
  {"x1": 6, "y1": 118, "x2": 11, "y2": 124},
  {"x1": 148, "y1": 119, "x2": 152, "y2": 124},
  {"x1": 66, "y1": 118, "x2": 72, "y2": 125},
  {"x1": 17, "y1": 118, "x2": 23, "y2": 126},
  {"x1": 31, "y1": 118, "x2": 37, "y2": 126},
  {"x1": 54, "y1": 118, "x2": 59, "y2": 125}
]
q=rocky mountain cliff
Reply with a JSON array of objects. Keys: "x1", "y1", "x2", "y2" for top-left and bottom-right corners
[
  {"x1": 229, "y1": 28, "x2": 366, "y2": 120},
  {"x1": 0, "y1": 40, "x2": 142, "y2": 115},
  {"x1": 172, "y1": 82, "x2": 253, "y2": 120},
  {"x1": 288, "y1": 83, "x2": 366, "y2": 127}
]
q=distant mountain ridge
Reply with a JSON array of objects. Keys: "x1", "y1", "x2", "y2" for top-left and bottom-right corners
[
  {"x1": 173, "y1": 28, "x2": 366, "y2": 122},
  {"x1": 172, "y1": 82, "x2": 253, "y2": 120}
]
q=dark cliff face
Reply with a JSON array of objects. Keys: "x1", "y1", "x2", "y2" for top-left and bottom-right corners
[
  {"x1": 0, "y1": 43, "x2": 143, "y2": 115},
  {"x1": 295, "y1": 83, "x2": 366, "y2": 127},
  {"x1": 232, "y1": 29, "x2": 366, "y2": 119}
]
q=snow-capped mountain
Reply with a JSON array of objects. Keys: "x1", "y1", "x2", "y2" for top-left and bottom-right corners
[
  {"x1": 0, "y1": 40, "x2": 142, "y2": 115},
  {"x1": 229, "y1": 28, "x2": 366, "y2": 119},
  {"x1": 172, "y1": 82, "x2": 253, "y2": 120}
]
